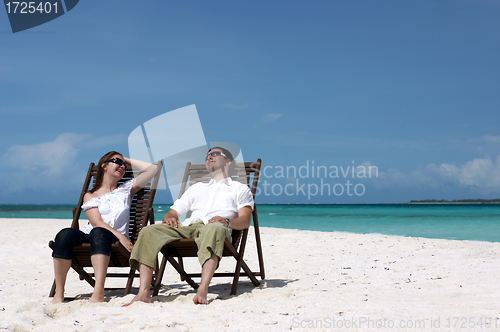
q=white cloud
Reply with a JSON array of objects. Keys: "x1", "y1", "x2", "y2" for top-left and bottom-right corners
[
  {"x1": 2, "y1": 133, "x2": 88, "y2": 173},
  {"x1": 483, "y1": 134, "x2": 500, "y2": 143},
  {"x1": 375, "y1": 156, "x2": 500, "y2": 194},
  {"x1": 437, "y1": 156, "x2": 500, "y2": 189},
  {"x1": 84, "y1": 134, "x2": 127, "y2": 149},
  {"x1": 0, "y1": 133, "x2": 126, "y2": 193},
  {"x1": 223, "y1": 103, "x2": 250, "y2": 111},
  {"x1": 262, "y1": 113, "x2": 283, "y2": 123},
  {"x1": 0, "y1": 133, "x2": 88, "y2": 192},
  {"x1": 268, "y1": 131, "x2": 441, "y2": 150}
]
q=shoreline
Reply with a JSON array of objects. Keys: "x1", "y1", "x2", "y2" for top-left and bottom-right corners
[
  {"x1": 408, "y1": 202, "x2": 500, "y2": 205},
  {"x1": 2, "y1": 202, "x2": 500, "y2": 208},
  {"x1": 1, "y1": 211, "x2": 499, "y2": 244},
  {"x1": 2, "y1": 202, "x2": 500, "y2": 205},
  {"x1": 1, "y1": 218, "x2": 499, "y2": 331}
]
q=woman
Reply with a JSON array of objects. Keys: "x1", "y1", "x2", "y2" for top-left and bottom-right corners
[{"x1": 51, "y1": 151, "x2": 158, "y2": 303}]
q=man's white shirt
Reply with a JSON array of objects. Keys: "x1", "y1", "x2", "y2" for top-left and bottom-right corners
[{"x1": 171, "y1": 177, "x2": 254, "y2": 227}]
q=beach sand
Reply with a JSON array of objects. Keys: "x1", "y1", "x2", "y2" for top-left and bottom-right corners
[{"x1": 0, "y1": 218, "x2": 499, "y2": 331}]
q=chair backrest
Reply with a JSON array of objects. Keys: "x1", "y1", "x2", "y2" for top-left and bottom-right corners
[
  {"x1": 70, "y1": 161, "x2": 163, "y2": 243},
  {"x1": 178, "y1": 160, "x2": 262, "y2": 248}
]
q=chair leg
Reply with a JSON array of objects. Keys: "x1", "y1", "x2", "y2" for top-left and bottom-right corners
[
  {"x1": 224, "y1": 241, "x2": 260, "y2": 294},
  {"x1": 229, "y1": 241, "x2": 243, "y2": 295},
  {"x1": 230, "y1": 260, "x2": 259, "y2": 294},
  {"x1": 152, "y1": 257, "x2": 159, "y2": 288},
  {"x1": 153, "y1": 256, "x2": 168, "y2": 296},
  {"x1": 72, "y1": 265, "x2": 96, "y2": 288},
  {"x1": 124, "y1": 268, "x2": 135, "y2": 295},
  {"x1": 167, "y1": 256, "x2": 199, "y2": 290},
  {"x1": 49, "y1": 279, "x2": 56, "y2": 297},
  {"x1": 178, "y1": 257, "x2": 185, "y2": 281},
  {"x1": 252, "y1": 210, "x2": 266, "y2": 279},
  {"x1": 230, "y1": 259, "x2": 242, "y2": 295}
]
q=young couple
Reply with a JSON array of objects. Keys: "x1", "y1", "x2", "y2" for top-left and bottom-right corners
[{"x1": 51, "y1": 147, "x2": 253, "y2": 305}]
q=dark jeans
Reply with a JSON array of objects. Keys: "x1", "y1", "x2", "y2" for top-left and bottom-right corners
[{"x1": 52, "y1": 227, "x2": 119, "y2": 260}]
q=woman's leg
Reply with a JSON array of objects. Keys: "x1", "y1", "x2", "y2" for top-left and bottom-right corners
[
  {"x1": 89, "y1": 254, "x2": 110, "y2": 302},
  {"x1": 51, "y1": 228, "x2": 89, "y2": 303},
  {"x1": 52, "y1": 258, "x2": 72, "y2": 303},
  {"x1": 88, "y1": 227, "x2": 118, "y2": 302}
]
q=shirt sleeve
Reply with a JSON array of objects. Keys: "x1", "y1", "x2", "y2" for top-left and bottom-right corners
[
  {"x1": 116, "y1": 179, "x2": 134, "y2": 194},
  {"x1": 237, "y1": 185, "x2": 254, "y2": 211},
  {"x1": 82, "y1": 196, "x2": 100, "y2": 211},
  {"x1": 170, "y1": 183, "x2": 195, "y2": 216}
]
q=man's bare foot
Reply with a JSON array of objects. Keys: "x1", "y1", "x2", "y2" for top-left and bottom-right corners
[
  {"x1": 122, "y1": 294, "x2": 152, "y2": 307},
  {"x1": 193, "y1": 289, "x2": 209, "y2": 305},
  {"x1": 88, "y1": 294, "x2": 105, "y2": 303},
  {"x1": 51, "y1": 295, "x2": 64, "y2": 304}
]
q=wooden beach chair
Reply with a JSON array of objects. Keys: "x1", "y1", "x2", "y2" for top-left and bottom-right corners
[
  {"x1": 48, "y1": 160, "x2": 163, "y2": 297},
  {"x1": 152, "y1": 159, "x2": 265, "y2": 296}
]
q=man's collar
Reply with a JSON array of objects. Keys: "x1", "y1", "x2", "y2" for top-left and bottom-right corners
[{"x1": 208, "y1": 177, "x2": 233, "y2": 186}]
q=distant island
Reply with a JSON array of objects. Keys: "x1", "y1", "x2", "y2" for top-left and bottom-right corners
[{"x1": 409, "y1": 199, "x2": 500, "y2": 204}]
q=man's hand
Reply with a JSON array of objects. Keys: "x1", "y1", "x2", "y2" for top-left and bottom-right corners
[
  {"x1": 162, "y1": 217, "x2": 181, "y2": 227},
  {"x1": 208, "y1": 216, "x2": 229, "y2": 227},
  {"x1": 162, "y1": 209, "x2": 181, "y2": 227}
]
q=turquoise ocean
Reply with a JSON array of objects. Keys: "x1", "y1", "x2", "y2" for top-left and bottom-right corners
[{"x1": 1, "y1": 204, "x2": 499, "y2": 243}]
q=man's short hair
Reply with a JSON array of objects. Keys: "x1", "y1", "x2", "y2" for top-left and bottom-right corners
[{"x1": 208, "y1": 146, "x2": 234, "y2": 161}]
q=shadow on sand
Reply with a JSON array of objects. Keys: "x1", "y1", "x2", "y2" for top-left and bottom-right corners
[{"x1": 59, "y1": 278, "x2": 298, "y2": 303}]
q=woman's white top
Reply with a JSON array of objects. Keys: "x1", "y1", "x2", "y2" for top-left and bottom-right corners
[{"x1": 81, "y1": 179, "x2": 134, "y2": 239}]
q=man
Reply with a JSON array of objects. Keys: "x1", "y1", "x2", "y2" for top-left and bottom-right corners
[{"x1": 125, "y1": 147, "x2": 254, "y2": 305}]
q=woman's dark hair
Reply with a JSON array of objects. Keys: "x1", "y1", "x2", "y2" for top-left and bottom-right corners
[{"x1": 89, "y1": 151, "x2": 124, "y2": 194}]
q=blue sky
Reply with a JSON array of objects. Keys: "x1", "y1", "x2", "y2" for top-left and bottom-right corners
[{"x1": 1, "y1": 0, "x2": 499, "y2": 204}]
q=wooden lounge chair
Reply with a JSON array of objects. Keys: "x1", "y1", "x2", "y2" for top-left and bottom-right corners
[
  {"x1": 152, "y1": 159, "x2": 265, "y2": 296},
  {"x1": 48, "y1": 160, "x2": 163, "y2": 297}
]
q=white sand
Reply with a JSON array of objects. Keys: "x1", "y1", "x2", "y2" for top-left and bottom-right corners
[{"x1": 0, "y1": 218, "x2": 499, "y2": 332}]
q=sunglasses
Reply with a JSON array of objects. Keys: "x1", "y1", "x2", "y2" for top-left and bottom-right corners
[
  {"x1": 106, "y1": 158, "x2": 126, "y2": 167},
  {"x1": 205, "y1": 151, "x2": 226, "y2": 161}
]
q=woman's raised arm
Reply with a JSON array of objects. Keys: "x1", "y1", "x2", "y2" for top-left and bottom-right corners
[{"x1": 123, "y1": 157, "x2": 159, "y2": 196}]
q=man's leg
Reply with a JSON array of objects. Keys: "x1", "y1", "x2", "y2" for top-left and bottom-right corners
[
  {"x1": 193, "y1": 222, "x2": 230, "y2": 304},
  {"x1": 193, "y1": 252, "x2": 219, "y2": 304},
  {"x1": 124, "y1": 223, "x2": 199, "y2": 306},
  {"x1": 124, "y1": 263, "x2": 154, "y2": 305}
]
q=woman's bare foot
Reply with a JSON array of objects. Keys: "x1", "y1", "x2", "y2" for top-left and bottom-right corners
[
  {"x1": 122, "y1": 293, "x2": 152, "y2": 307},
  {"x1": 193, "y1": 289, "x2": 209, "y2": 305}
]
